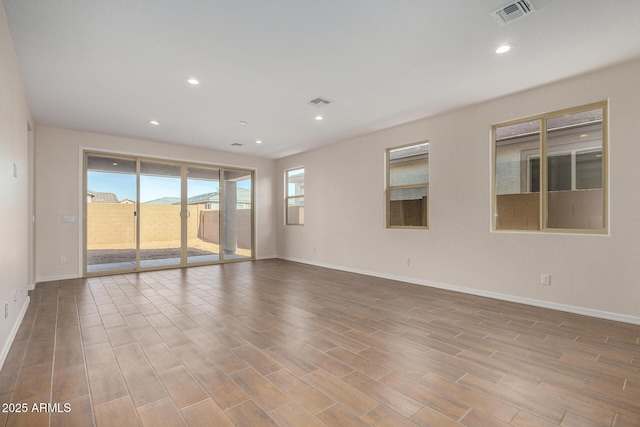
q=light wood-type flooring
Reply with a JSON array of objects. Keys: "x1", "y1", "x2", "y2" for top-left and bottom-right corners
[{"x1": 0, "y1": 259, "x2": 638, "y2": 426}]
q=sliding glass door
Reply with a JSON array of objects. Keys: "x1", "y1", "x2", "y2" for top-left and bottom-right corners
[
  {"x1": 223, "y1": 169, "x2": 253, "y2": 260},
  {"x1": 187, "y1": 166, "x2": 221, "y2": 264},
  {"x1": 86, "y1": 155, "x2": 137, "y2": 273},
  {"x1": 84, "y1": 152, "x2": 254, "y2": 275},
  {"x1": 139, "y1": 161, "x2": 183, "y2": 268}
]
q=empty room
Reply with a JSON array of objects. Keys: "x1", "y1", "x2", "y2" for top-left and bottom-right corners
[{"x1": 1, "y1": 1, "x2": 639, "y2": 426}]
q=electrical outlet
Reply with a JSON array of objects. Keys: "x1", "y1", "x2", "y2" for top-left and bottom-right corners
[
  {"x1": 405, "y1": 257, "x2": 411, "y2": 267},
  {"x1": 541, "y1": 273, "x2": 551, "y2": 285},
  {"x1": 60, "y1": 256, "x2": 67, "y2": 264},
  {"x1": 4, "y1": 302, "x2": 8, "y2": 319},
  {"x1": 12, "y1": 291, "x2": 17, "y2": 303}
]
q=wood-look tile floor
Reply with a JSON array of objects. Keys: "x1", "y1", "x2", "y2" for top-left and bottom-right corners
[{"x1": 0, "y1": 259, "x2": 638, "y2": 426}]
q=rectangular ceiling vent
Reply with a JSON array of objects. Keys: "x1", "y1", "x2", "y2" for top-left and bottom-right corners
[
  {"x1": 308, "y1": 97, "x2": 331, "y2": 107},
  {"x1": 231, "y1": 143, "x2": 243, "y2": 147},
  {"x1": 492, "y1": 0, "x2": 535, "y2": 25}
]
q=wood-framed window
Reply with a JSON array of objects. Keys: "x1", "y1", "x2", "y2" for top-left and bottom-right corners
[
  {"x1": 286, "y1": 167, "x2": 304, "y2": 225},
  {"x1": 386, "y1": 141, "x2": 429, "y2": 228},
  {"x1": 492, "y1": 101, "x2": 608, "y2": 233}
]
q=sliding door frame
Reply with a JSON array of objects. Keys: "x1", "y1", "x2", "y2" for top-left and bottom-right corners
[{"x1": 83, "y1": 150, "x2": 255, "y2": 277}]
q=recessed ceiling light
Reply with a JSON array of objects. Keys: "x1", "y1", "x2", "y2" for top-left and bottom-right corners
[
  {"x1": 187, "y1": 78, "x2": 200, "y2": 85},
  {"x1": 150, "y1": 120, "x2": 160, "y2": 125},
  {"x1": 315, "y1": 115, "x2": 323, "y2": 121},
  {"x1": 238, "y1": 121, "x2": 247, "y2": 125},
  {"x1": 112, "y1": 162, "x2": 118, "y2": 166},
  {"x1": 495, "y1": 45, "x2": 511, "y2": 54},
  {"x1": 580, "y1": 133, "x2": 589, "y2": 138},
  {"x1": 256, "y1": 140, "x2": 263, "y2": 144}
]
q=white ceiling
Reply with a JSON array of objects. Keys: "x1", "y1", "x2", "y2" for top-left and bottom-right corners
[{"x1": 4, "y1": 0, "x2": 640, "y2": 159}]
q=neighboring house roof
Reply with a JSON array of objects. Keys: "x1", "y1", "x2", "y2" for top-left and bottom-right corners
[
  {"x1": 186, "y1": 188, "x2": 252, "y2": 205},
  {"x1": 109, "y1": 189, "x2": 251, "y2": 206},
  {"x1": 187, "y1": 192, "x2": 218, "y2": 204},
  {"x1": 495, "y1": 110, "x2": 603, "y2": 142},
  {"x1": 389, "y1": 143, "x2": 428, "y2": 161},
  {"x1": 87, "y1": 190, "x2": 119, "y2": 203}
]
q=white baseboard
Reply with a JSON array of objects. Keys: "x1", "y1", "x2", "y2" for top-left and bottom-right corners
[
  {"x1": 278, "y1": 256, "x2": 640, "y2": 326},
  {"x1": 0, "y1": 296, "x2": 30, "y2": 370},
  {"x1": 36, "y1": 273, "x2": 79, "y2": 283},
  {"x1": 36, "y1": 258, "x2": 280, "y2": 281}
]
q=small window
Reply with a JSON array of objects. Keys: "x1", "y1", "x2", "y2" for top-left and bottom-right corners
[
  {"x1": 528, "y1": 149, "x2": 602, "y2": 193},
  {"x1": 493, "y1": 102, "x2": 607, "y2": 233},
  {"x1": 286, "y1": 167, "x2": 304, "y2": 225},
  {"x1": 386, "y1": 141, "x2": 429, "y2": 228}
]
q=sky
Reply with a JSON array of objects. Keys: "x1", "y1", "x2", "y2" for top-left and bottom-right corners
[{"x1": 88, "y1": 171, "x2": 250, "y2": 203}]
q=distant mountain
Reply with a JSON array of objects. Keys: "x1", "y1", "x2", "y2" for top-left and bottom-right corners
[
  {"x1": 141, "y1": 188, "x2": 251, "y2": 205},
  {"x1": 143, "y1": 197, "x2": 181, "y2": 205},
  {"x1": 187, "y1": 192, "x2": 218, "y2": 204}
]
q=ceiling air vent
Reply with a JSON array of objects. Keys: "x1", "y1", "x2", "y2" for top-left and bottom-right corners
[
  {"x1": 492, "y1": 0, "x2": 535, "y2": 25},
  {"x1": 231, "y1": 143, "x2": 243, "y2": 147},
  {"x1": 308, "y1": 97, "x2": 331, "y2": 107}
]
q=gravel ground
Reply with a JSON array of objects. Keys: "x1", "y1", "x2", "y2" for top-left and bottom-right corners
[{"x1": 87, "y1": 238, "x2": 250, "y2": 264}]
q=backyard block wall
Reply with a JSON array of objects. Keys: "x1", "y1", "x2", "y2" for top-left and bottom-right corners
[
  {"x1": 87, "y1": 204, "x2": 252, "y2": 249},
  {"x1": 138, "y1": 204, "x2": 199, "y2": 242},
  {"x1": 87, "y1": 204, "x2": 199, "y2": 246},
  {"x1": 87, "y1": 204, "x2": 136, "y2": 246},
  {"x1": 548, "y1": 188, "x2": 603, "y2": 229},
  {"x1": 200, "y1": 210, "x2": 252, "y2": 249},
  {"x1": 286, "y1": 206, "x2": 304, "y2": 225},
  {"x1": 496, "y1": 193, "x2": 540, "y2": 230},
  {"x1": 390, "y1": 197, "x2": 428, "y2": 227},
  {"x1": 496, "y1": 188, "x2": 602, "y2": 230}
]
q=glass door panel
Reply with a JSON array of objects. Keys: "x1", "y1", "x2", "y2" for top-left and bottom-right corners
[
  {"x1": 139, "y1": 161, "x2": 182, "y2": 268},
  {"x1": 223, "y1": 170, "x2": 253, "y2": 260},
  {"x1": 187, "y1": 166, "x2": 221, "y2": 264},
  {"x1": 86, "y1": 155, "x2": 137, "y2": 273}
]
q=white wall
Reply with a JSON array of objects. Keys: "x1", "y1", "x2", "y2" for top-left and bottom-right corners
[
  {"x1": 35, "y1": 126, "x2": 277, "y2": 281},
  {"x1": 0, "y1": 4, "x2": 33, "y2": 365},
  {"x1": 276, "y1": 58, "x2": 640, "y2": 323}
]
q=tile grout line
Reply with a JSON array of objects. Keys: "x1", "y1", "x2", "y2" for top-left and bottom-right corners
[
  {"x1": 77, "y1": 290, "x2": 99, "y2": 427},
  {"x1": 47, "y1": 290, "x2": 60, "y2": 427}
]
